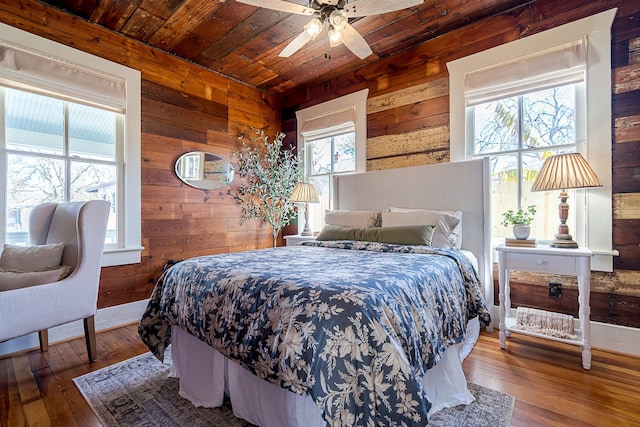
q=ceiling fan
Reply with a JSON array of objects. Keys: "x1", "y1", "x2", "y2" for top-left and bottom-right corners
[{"x1": 236, "y1": 0, "x2": 424, "y2": 59}]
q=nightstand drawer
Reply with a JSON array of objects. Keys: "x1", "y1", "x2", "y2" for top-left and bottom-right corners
[{"x1": 507, "y1": 253, "x2": 577, "y2": 275}]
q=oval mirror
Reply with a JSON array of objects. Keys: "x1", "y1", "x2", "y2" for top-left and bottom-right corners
[{"x1": 175, "y1": 151, "x2": 235, "y2": 190}]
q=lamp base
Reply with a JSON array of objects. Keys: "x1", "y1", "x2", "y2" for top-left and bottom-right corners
[
  {"x1": 550, "y1": 233, "x2": 579, "y2": 249},
  {"x1": 300, "y1": 202, "x2": 313, "y2": 236},
  {"x1": 550, "y1": 191, "x2": 579, "y2": 249}
]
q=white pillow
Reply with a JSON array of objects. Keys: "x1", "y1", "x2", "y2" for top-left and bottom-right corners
[
  {"x1": 0, "y1": 265, "x2": 73, "y2": 291},
  {"x1": 325, "y1": 210, "x2": 381, "y2": 228},
  {"x1": 0, "y1": 242, "x2": 65, "y2": 272},
  {"x1": 382, "y1": 208, "x2": 463, "y2": 249}
]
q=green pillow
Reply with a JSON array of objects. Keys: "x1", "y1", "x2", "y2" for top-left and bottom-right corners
[
  {"x1": 316, "y1": 224, "x2": 359, "y2": 241},
  {"x1": 316, "y1": 224, "x2": 435, "y2": 246}
]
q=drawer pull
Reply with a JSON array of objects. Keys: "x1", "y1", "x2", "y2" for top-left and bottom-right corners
[{"x1": 536, "y1": 260, "x2": 545, "y2": 265}]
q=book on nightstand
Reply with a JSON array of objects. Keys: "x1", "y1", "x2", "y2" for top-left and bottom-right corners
[{"x1": 505, "y1": 237, "x2": 537, "y2": 247}]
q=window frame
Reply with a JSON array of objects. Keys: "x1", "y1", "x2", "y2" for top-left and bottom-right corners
[
  {"x1": 295, "y1": 89, "x2": 368, "y2": 232},
  {"x1": 0, "y1": 23, "x2": 142, "y2": 267},
  {"x1": 447, "y1": 9, "x2": 617, "y2": 271}
]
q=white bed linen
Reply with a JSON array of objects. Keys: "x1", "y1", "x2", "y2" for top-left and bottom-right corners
[{"x1": 170, "y1": 318, "x2": 479, "y2": 427}]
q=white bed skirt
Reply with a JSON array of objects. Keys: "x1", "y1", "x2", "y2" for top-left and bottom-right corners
[{"x1": 169, "y1": 318, "x2": 479, "y2": 426}]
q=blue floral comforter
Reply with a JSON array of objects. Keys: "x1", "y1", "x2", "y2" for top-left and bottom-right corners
[{"x1": 138, "y1": 241, "x2": 491, "y2": 426}]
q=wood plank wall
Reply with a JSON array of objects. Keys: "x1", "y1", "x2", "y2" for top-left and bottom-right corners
[
  {"x1": 0, "y1": 1, "x2": 281, "y2": 308},
  {"x1": 281, "y1": 0, "x2": 640, "y2": 328}
]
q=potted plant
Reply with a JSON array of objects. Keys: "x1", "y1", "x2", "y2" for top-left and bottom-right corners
[
  {"x1": 230, "y1": 129, "x2": 303, "y2": 247},
  {"x1": 500, "y1": 205, "x2": 537, "y2": 239}
]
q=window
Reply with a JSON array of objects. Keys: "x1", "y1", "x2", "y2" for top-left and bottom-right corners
[
  {"x1": 3, "y1": 88, "x2": 120, "y2": 246},
  {"x1": 296, "y1": 89, "x2": 368, "y2": 233},
  {"x1": 1, "y1": 23, "x2": 142, "y2": 266},
  {"x1": 469, "y1": 84, "x2": 582, "y2": 244},
  {"x1": 305, "y1": 133, "x2": 356, "y2": 232},
  {"x1": 448, "y1": 9, "x2": 617, "y2": 271}
]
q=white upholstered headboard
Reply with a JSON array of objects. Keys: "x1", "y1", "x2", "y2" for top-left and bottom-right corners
[{"x1": 333, "y1": 158, "x2": 493, "y2": 311}]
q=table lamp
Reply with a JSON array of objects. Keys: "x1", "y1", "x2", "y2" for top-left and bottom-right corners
[
  {"x1": 531, "y1": 152, "x2": 602, "y2": 248},
  {"x1": 290, "y1": 182, "x2": 319, "y2": 236}
]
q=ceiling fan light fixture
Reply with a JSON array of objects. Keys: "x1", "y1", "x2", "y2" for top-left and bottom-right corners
[
  {"x1": 328, "y1": 9, "x2": 348, "y2": 30},
  {"x1": 328, "y1": 27, "x2": 343, "y2": 47},
  {"x1": 239, "y1": 0, "x2": 425, "y2": 59},
  {"x1": 304, "y1": 18, "x2": 324, "y2": 39}
]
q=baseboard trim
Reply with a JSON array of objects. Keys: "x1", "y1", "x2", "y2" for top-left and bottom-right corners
[
  {"x1": 492, "y1": 305, "x2": 640, "y2": 357},
  {"x1": 0, "y1": 299, "x2": 149, "y2": 358}
]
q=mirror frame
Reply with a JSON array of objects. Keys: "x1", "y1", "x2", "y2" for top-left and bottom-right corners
[{"x1": 174, "y1": 151, "x2": 235, "y2": 190}]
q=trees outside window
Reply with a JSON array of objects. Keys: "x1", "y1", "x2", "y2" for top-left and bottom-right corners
[
  {"x1": 3, "y1": 87, "x2": 118, "y2": 245},
  {"x1": 306, "y1": 132, "x2": 356, "y2": 233},
  {"x1": 470, "y1": 84, "x2": 580, "y2": 242}
]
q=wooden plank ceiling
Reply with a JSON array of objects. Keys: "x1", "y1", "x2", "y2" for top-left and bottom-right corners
[{"x1": 39, "y1": 0, "x2": 534, "y2": 94}]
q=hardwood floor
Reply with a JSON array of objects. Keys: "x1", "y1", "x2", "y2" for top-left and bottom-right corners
[
  {"x1": 1, "y1": 324, "x2": 639, "y2": 426},
  {"x1": 465, "y1": 333, "x2": 640, "y2": 426}
]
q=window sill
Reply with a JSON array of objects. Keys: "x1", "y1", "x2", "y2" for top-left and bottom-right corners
[
  {"x1": 592, "y1": 249, "x2": 619, "y2": 273},
  {"x1": 102, "y1": 246, "x2": 144, "y2": 267}
]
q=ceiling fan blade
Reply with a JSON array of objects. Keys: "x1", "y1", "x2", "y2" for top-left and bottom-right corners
[
  {"x1": 279, "y1": 31, "x2": 314, "y2": 57},
  {"x1": 235, "y1": 0, "x2": 315, "y2": 16},
  {"x1": 344, "y1": 0, "x2": 424, "y2": 17},
  {"x1": 341, "y1": 24, "x2": 373, "y2": 59}
]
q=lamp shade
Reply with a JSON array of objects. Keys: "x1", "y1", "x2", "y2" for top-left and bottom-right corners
[
  {"x1": 290, "y1": 182, "x2": 319, "y2": 203},
  {"x1": 531, "y1": 153, "x2": 602, "y2": 191}
]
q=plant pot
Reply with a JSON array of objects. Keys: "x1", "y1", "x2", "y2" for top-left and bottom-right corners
[{"x1": 512, "y1": 224, "x2": 531, "y2": 239}]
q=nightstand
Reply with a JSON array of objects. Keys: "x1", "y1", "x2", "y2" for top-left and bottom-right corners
[
  {"x1": 284, "y1": 234, "x2": 317, "y2": 246},
  {"x1": 496, "y1": 244, "x2": 594, "y2": 370}
]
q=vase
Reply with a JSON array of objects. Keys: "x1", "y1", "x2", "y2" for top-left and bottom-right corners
[{"x1": 512, "y1": 224, "x2": 531, "y2": 239}]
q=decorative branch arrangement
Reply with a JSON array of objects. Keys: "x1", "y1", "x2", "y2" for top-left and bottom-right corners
[{"x1": 230, "y1": 129, "x2": 303, "y2": 247}]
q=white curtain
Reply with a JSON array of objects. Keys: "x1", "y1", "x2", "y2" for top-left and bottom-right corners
[
  {"x1": 464, "y1": 38, "x2": 586, "y2": 106},
  {"x1": 0, "y1": 41, "x2": 126, "y2": 112}
]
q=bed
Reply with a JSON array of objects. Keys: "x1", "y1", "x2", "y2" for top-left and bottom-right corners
[{"x1": 139, "y1": 158, "x2": 493, "y2": 426}]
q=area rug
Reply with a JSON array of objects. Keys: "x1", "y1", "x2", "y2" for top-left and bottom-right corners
[{"x1": 74, "y1": 349, "x2": 515, "y2": 427}]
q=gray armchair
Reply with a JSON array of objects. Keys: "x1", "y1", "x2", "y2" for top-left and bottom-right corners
[{"x1": 0, "y1": 200, "x2": 110, "y2": 362}]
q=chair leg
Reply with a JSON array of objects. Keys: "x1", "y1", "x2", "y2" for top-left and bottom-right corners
[
  {"x1": 84, "y1": 316, "x2": 98, "y2": 363},
  {"x1": 38, "y1": 330, "x2": 49, "y2": 352}
]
